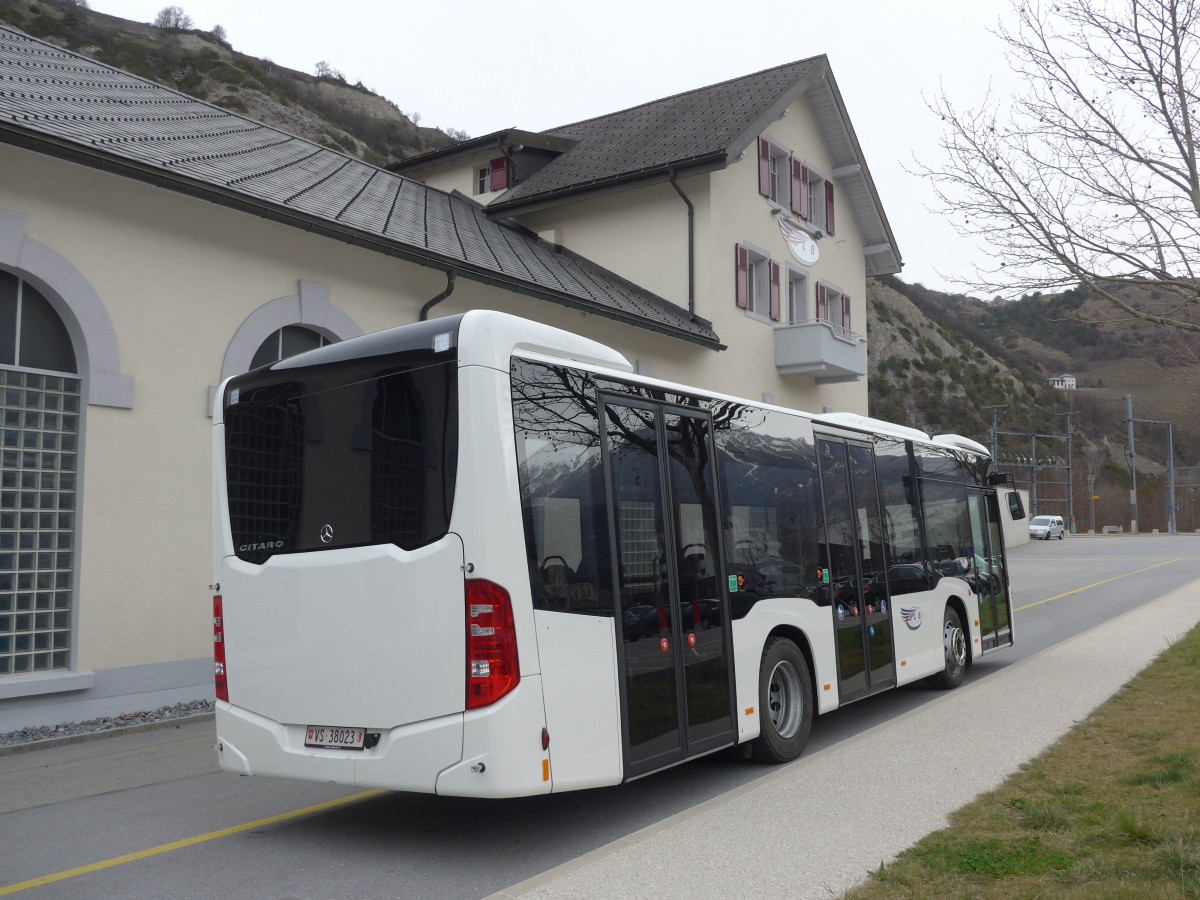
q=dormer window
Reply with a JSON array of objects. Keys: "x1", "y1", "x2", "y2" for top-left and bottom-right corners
[{"x1": 475, "y1": 156, "x2": 511, "y2": 195}]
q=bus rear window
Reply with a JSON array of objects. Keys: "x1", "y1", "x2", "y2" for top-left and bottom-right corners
[{"x1": 222, "y1": 349, "x2": 458, "y2": 564}]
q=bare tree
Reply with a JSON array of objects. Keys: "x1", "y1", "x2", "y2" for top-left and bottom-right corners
[
  {"x1": 921, "y1": 0, "x2": 1200, "y2": 332},
  {"x1": 211, "y1": 24, "x2": 228, "y2": 44},
  {"x1": 314, "y1": 60, "x2": 345, "y2": 81},
  {"x1": 153, "y1": 5, "x2": 194, "y2": 30}
]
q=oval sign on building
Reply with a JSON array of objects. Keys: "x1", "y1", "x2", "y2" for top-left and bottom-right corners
[{"x1": 779, "y1": 216, "x2": 819, "y2": 265}]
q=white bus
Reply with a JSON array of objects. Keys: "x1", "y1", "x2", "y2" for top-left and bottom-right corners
[{"x1": 211, "y1": 311, "x2": 1014, "y2": 797}]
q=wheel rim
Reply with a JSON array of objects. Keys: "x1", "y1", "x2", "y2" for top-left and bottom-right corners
[
  {"x1": 766, "y1": 659, "x2": 804, "y2": 738},
  {"x1": 944, "y1": 619, "x2": 966, "y2": 673}
]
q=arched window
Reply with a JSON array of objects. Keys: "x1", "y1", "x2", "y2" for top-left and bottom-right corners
[
  {"x1": 249, "y1": 325, "x2": 332, "y2": 369},
  {"x1": 1, "y1": 270, "x2": 80, "y2": 675}
]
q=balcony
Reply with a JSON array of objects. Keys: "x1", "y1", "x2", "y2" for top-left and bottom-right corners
[{"x1": 774, "y1": 319, "x2": 866, "y2": 383}]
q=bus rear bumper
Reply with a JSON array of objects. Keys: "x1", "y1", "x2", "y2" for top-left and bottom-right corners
[{"x1": 215, "y1": 701, "x2": 465, "y2": 793}]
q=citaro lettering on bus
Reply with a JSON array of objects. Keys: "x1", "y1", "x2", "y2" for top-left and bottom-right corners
[{"x1": 237, "y1": 541, "x2": 284, "y2": 553}]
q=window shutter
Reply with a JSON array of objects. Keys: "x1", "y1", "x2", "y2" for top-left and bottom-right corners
[
  {"x1": 790, "y1": 158, "x2": 804, "y2": 215},
  {"x1": 825, "y1": 181, "x2": 835, "y2": 235},
  {"x1": 799, "y1": 166, "x2": 811, "y2": 220},
  {"x1": 816, "y1": 283, "x2": 827, "y2": 321},
  {"x1": 758, "y1": 139, "x2": 771, "y2": 197},
  {"x1": 489, "y1": 156, "x2": 509, "y2": 192},
  {"x1": 735, "y1": 244, "x2": 749, "y2": 309},
  {"x1": 842, "y1": 295, "x2": 852, "y2": 331},
  {"x1": 769, "y1": 262, "x2": 781, "y2": 321}
]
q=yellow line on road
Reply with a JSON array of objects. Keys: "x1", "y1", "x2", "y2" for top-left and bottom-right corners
[
  {"x1": 1014, "y1": 559, "x2": 1181, "y2": 612},
  {"x1": 0, "y1": 789, "x2": 386, "y2": 895}
]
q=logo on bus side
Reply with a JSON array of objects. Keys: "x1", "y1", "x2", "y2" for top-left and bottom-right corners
[
  {"x1": 320, "y1": 524, "x2": 334, "y2": 544},
  {"x1": 901, "y1": 606, "x2": 923, "y2": 630}
]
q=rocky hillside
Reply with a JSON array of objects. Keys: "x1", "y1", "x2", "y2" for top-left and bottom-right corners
[
  {"x1": 868, "y1": 276, "x2": 1198, "y2": 532},
  {"x1": 866, "y1": 278, "x2": 1057, "y2": 440},
  {"x1": 0, "y1": 0, "x2": 455, "y2": 165}
]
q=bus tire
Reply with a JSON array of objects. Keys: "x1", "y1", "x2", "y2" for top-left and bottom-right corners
[
  {"x1": 930, "y1": 605, "x2": 967, "y2": 690},
  {"x1": 751, "y1": 637, "x2": 813, "y2": 763}
]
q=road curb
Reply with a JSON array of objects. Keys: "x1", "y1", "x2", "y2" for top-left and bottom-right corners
[{"x1": 0, "y1": 712, "x2": 215, "y2": 758}]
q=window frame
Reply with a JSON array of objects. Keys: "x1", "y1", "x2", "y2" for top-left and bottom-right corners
[
  {"x1": 735, "y1": 243, "x2": 780, "y2": 323},
  {"x1": 791, "y1": 163, "x2": 835, "y2": 237},
  {"x1": 786, "y1": 266, "x2": 808, "y2": 325},
  {"x1": 816, "y1": 282, "x2": 853, "y2": 336},
  {"x1": 758, "y1": 138, "x2": 793, "y2": 209}
]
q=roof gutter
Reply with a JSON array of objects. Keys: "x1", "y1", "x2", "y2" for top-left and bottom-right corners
[{"x1": 668, "y1": 169, "x2": 695, "y2": 316}]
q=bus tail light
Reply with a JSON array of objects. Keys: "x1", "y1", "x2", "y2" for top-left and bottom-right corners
[
  {"x1": 213, "y1": 595, "x2": 229, "y2": 702},
  {"x1": 466, "y1": 580, "x2": 519, "y2": 710}
]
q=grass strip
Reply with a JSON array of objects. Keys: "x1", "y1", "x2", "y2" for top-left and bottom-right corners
[{"x1": 848, "y1": 621, "x2": 1200, "y2": 899}]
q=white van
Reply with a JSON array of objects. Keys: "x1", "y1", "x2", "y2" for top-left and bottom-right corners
[{"x1": 1029, "y1": 515, "x2": 1065, "y2": 540}]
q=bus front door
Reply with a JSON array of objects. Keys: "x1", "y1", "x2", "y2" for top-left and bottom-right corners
[
  {"x1": 973, "y1": 489, "x2": 1014, "y2": 652},
  {"x1": 602, "y1": 398, "x2": 736, "y2": 779}
]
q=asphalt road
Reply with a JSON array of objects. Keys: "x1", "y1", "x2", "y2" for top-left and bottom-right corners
[{"x1": 2, "y1": 534, "x2": 1198, "y2": 899}]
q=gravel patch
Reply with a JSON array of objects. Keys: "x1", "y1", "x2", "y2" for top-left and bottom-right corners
[{"x1": 0, "y1": 700, "x2": 215, "y2": 750}]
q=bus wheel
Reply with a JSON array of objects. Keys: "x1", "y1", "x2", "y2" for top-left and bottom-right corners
[
  {"x1": 930, "y1": 605, "x2": 967, "y2": 690},
  {"x1": 752, "y1": 637, "x2": 813, "y2": 763}
]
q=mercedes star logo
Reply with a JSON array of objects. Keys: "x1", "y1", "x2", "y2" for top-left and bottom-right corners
[{"x1": 320, "y1": 524, "x2": 334, "y2": 544}]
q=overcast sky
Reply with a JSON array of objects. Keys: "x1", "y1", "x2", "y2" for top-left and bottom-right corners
[{"x1": 91, "y1": 0, "x2": 1021, "y2": 295}]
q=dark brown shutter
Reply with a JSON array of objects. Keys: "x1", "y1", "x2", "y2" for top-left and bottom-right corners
[
  {"x1": 790, "y1": 158, "x2": 804, "y2": 214},
  {"x1": 843, "y1": 295, "x2": 852, "y2": 331},
  {"x1": 736, "y1": 244, "x2": 749, "y2": 309},
  {"x1": 758, "y1": 139, "x2": 771, "y2": 197},
  {"x1": 489, "y1": 157, "x2": 509, "y2": 192},
  {"x1": 816, "y1": 283, "x2": 827, "y2": 321},
  {"x1": 799, "y1": 166, "x2": 811, "y2": 220},
  {"x1": 825, "y1": 181, "x2": 835, "y2": 235},
  {"x1": 769, "y1": 262, "x2": 781, "y2": 321}
]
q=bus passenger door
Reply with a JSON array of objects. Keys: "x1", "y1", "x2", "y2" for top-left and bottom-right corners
[
  {"x1": 602, "y1": 398, "x2": 735, "y2": 779},
  {"x1": 972, "y1": 489, "x2": 1014, "y2": 651},
  {"x1": 817, "y1": 437, "x2": 896, "y2": 705}
]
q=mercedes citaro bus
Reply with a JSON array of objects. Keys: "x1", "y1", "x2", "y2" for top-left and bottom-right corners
[{"x1": 211, "y1": 311, "x2": 1014, "y2": 797}]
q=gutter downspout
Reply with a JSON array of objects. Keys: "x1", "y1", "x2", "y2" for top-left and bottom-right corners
[
  {"x1": 668, "y1": 170, "x2": 695, "y2": 316},
  {"x1": 420, "y1": 268, "x2": 457, "y2": 320}
]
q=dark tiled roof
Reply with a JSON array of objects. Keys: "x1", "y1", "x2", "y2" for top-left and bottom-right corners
[
  {"x1": 489, "y1": 58, "x2": 821, "y2": 209},
  {"x1": 0, "y1": 27, "x2": 719, "y2": 347}
]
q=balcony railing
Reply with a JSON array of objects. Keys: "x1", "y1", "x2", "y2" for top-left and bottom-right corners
[{"x1": 773, "y1": 319, "x2": 866, "y2": 383}]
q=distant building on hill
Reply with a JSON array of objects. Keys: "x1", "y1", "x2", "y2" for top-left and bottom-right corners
[{"x1": 1048, "y1": 374, "x2": 1077, "y2": 390}]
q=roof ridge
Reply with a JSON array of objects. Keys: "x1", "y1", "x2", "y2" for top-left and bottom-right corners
[{"x1": 543, "y1": 55, "x2": 825, "y2": 134}]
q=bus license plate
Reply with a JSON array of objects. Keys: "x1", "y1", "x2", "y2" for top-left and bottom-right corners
[{"x1": 304, "y1": 726, "x2": 366, "y2": 750}]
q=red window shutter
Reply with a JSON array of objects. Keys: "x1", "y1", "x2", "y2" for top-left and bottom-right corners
[
  {"x1": 799, "y1": 166, "x2": 811, "y2": 220},
  {"x1": 489, "y1": 156, "x2": 509, "y2": 192},
  {"x1": 790, "y1": 158, "x2": 803, "y2": 214},
  {"x1": 825, "y1": 181, "x2": 835, "y2": 235},
  {"x1": 816, "y1": 283, "x2": 827, "y2": 321},
  {"x1": 769, "y1": 261, "x2": 781, "y2": 321},
  {"x1": 735, "y1": 244, "x2": 749, "y2": 309},
  {"x1": 758, "y1": 139, "x2": 771, "y2": 197},
  {"x1": 843, "y1": 295, "x2": 852, "y2": 331}
]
